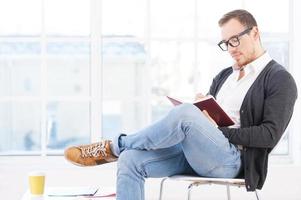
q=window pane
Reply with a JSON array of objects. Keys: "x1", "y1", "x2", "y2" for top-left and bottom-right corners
[
  {"x1": 102, "y1": 0, "x2": 146, "y2": 38},
  {"x1": 150, "y1": 41, "x2": 196, "y2": 122},
  {"x1": 45, "y1": 0, "x2": 90, "y2": 36},
  {"x1": 0, "y1": 0, "x2": 41, "y2": 35},
  {"x1": 102, "y1": 100, "x2": 148, "y2": 139},
  {"x1": 151, "y1": 98, "x2": 172, "y2": 122},
  {"x1": 150, "y1": 41, "x2": 195, "y2": 99},
  {"x1": 245, "y1": 0, "x2": 289, "y2": 33},
  {"x1": 47, "y1": 42, "x2": 90, "y2": 96},
  {"x1": 263, "y1": 38, "x2": 289, "y2": 67},
  {"x1": 102, "y1": 101, "x2": 122, "y2": 139},
  {"x1": 46, "y1": 102, "x2": 90, "y2": 150},
  {"x1": 102, "y1": 38, "x2": 147, "y2": 99},
  {"x1": 102, "y1": 37, "x2": 147, "y2": 138},
  {"x1": 0, "y1": 102, "x2": 41, "y2": 152},
  {"x1": 0, "y1": 41, "x2": 41, "y2": 55},
  {"x1": 197, "y1": 0, "x2": 242, "y2": 39},
  {"x1": 0, "y1": 41, "x2": 41, "y2": 96},
  {"x1": 197, "y1": 41, "x2": 233, "y2": 93},
  {"x1": 151, "y1": 0, "x2": 194, "y2": 38}
]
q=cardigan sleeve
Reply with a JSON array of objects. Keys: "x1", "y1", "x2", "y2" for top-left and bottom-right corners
[{"x1": 219, "y1": 70, "x2": 297, "y2": 148}]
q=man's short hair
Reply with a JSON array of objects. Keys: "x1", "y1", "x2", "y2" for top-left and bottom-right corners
[{"x1": 218, "y1": 9, "x2": 258, "y2": 28}]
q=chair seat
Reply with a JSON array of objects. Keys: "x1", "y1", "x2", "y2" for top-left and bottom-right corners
[
  {"x1": 167, "y1": 175, "x2": 245, "y2": 186},
  {"x1": 159, "y1": 175, "x2": 261, "y2": 200}
]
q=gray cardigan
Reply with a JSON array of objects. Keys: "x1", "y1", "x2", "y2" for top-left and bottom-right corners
[{"x1": 209, "y1": 60, "x2": 297, "y2": 191}]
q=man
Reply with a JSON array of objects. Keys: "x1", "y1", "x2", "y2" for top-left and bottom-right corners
[{"x1": 64, "y1": 9, "x2": 297, "y2": 199}]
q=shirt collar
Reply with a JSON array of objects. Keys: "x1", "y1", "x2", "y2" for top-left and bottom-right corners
[{"x1": 232, "y1": 52, "x2": 272, "y2": 75}]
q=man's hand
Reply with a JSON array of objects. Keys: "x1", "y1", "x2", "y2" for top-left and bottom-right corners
[
  {"x1": 202, "y1": 110, "x2": 218, "y2": 128},
  {"x1": 194, "y1": 93, "x2": 206, "y2": 101},
  {"x1": 195, "y1": 93, "x2": 218, "y2": 127}
]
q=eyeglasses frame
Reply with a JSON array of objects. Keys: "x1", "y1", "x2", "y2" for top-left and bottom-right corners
[{"x1": 218, "y1": 27, "x2": 253, "y2": 51}]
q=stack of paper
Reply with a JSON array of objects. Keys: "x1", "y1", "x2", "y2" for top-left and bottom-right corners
[
  {"x1": 45, "y1": 186, "x2": 116, "y2": 199},
  {"x1": 47, "y1": 186, "x2": 99, "y2": 197}
]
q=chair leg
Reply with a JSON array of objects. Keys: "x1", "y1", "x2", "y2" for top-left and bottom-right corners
[
  {"x1": 226, "y1": 184, "x2": 231, "y2": 200},
  {"x1": 255, "y1": 190, "x2": 261, "y2": 200},
  {"x1": 187, "y1": 183, "x2": 195, "y2": 200},
  {"x1": 158, "y1": 177, "x2": 168, "y2": 200}
]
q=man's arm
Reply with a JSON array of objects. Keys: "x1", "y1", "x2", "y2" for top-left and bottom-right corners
[{"x1": 219, "y1": 70, "x2": 297, "y2": 149}]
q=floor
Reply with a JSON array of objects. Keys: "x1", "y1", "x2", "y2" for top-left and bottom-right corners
[{"x1": 0, "y1": 157, "x2": 301, "y2": 200}]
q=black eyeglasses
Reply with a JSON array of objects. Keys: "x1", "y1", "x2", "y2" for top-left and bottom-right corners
[{"x1": 218, "y1": 27, "x2": 253, "y2": 51}]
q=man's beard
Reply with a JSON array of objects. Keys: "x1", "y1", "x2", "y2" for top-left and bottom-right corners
[{"x1": 236, "y1": 48, "x2": 256, "y2": 67}]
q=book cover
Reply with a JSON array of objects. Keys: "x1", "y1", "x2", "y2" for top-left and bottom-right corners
[{"x1": 166, "y1": 96, "x2": 234, "y2": 127}]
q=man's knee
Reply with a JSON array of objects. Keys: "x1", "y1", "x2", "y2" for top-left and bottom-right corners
[
  {"x1": 117, "y1": 150, "x2": 148, "y2": 179},
  {"x1": 117, "y1": 150, "x2": 140, "y2": 171}
]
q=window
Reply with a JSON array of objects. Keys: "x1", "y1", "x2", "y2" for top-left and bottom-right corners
[
  {"x1": 0, "y1": 0, "x2": 293, "y2": 158},
  {"x1": 0, "y1": 0, "x2": 91, "y2": 154}
]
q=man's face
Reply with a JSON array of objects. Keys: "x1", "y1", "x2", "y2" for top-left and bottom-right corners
[{"x1": 220, "y1": 19, "x2": 258, "y2": 67}]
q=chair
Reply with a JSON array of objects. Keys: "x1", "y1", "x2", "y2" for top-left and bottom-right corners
[{"x1": 158, "y1": 175, "x2": 261, "y2": 200}]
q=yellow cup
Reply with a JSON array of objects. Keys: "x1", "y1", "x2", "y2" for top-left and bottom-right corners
[{"x1": 28, "y1": 172, "x2": 45, "y2": 196}]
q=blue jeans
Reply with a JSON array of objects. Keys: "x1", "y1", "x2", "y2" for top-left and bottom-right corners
[{"x1": 112, "y1": 103, "x2": 241, "y2": 200}]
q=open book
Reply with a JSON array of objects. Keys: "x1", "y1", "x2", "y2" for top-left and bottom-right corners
[{"x1": 167, "y1": 95, "x2": 234, "y2": 127}]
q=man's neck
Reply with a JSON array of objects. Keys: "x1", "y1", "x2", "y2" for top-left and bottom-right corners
[
  {"x1": 254, "y1": 47, "x2": 266, "y2": 60},
  {"x1": 243, "y1": 48, "x2": 266, "y2": 68}
]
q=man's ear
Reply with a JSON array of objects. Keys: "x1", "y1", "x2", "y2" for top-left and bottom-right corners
[{"x1": 252, "y1": 26, "x2": 260, "y2": 41}]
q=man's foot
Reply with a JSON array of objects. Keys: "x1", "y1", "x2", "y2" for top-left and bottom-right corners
[{"x1": 64, "y1": 140, "x2": 118, "y2": 166}]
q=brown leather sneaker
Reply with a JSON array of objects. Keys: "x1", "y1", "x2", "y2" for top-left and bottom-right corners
[{"x1": 64, "y1": 140, "x2": 118, "y2": 166}]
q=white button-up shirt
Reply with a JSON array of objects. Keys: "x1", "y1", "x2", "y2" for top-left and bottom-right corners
[{"x1": 216, "y1": 52, "x2": 272, "y2": 128}]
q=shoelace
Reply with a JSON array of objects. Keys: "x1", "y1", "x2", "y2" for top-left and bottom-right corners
[{"x1": 79, "y1": 141, "x2": 107, "y2": 158}]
